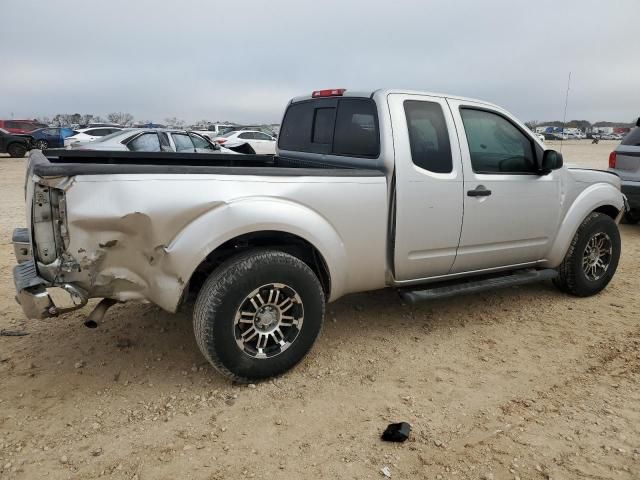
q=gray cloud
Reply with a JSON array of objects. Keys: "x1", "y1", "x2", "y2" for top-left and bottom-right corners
[{"x1": 0, "y1": 0, "x2": 638, "y2": 124}]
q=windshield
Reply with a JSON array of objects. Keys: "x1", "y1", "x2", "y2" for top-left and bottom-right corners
[
  {"x1": 221, "y1": 130, "x2": 239, "y2": 138},
  {"x1": 93, "y1": 129, "x2": 133, "y2": 143}
]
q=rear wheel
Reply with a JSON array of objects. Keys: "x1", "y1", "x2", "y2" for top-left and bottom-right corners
[
  {"x1": 193, "y1": 249, "x2": 325, "y2": 382},
  {"x1": 35, "y1": 139, "x2": 49, "y2": 150},
  {"x1": 553, "y1": 212, "x2": 621, "y2": 296}
]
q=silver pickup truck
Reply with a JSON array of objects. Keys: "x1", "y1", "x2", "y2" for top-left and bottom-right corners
[{"x1": 13, "y1": 88, "x2": 626, "y2": 382}]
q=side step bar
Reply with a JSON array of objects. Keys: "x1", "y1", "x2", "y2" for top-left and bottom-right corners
[{"x1": 399, "y1": 268, "x2": 557, "y2": 304}]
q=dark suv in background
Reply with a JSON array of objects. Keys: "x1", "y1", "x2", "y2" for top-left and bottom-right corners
[
  {"x1": 0, "y1": 128, "x2": 30, "y2": 157},
  {"x1": 609, "y1": 118, "x2": 640, "y2": 223}
]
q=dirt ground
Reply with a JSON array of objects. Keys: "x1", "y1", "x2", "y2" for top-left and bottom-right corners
[{"x1": 1, "y1": 141, "x2": 638, "y2": 479}]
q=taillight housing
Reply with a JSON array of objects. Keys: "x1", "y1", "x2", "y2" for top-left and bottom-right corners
[
  {"x1": 216, "y1": 139, "x2": 226, "y2": 144},
  {"x1": 609, "y1": 151, "x2": 616, "y2": 169},
  {"x1": 312, "y1": 88, "x2": 346, "y2": 98}
]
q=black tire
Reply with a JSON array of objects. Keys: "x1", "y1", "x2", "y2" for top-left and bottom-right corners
[
  {"x1": 35, "y1": 139, "x2": 49, "y2": 150},
  {"x1": 193, "y1": 249, "x2": 325, "y2": 382},
  {"x1": 622, "y1": 209, "x2": 640, "y2": 225},
  {"x1": 7, "y1": 143, "x2": 27, "y2": 158},
  {"x1": 553, "y1": 212, "x2": 621, "y2": 297}
]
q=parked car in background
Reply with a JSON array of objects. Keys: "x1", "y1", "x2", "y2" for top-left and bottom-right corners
[
  {"x1": 214, "y1": 130, "x2": 277, "y2": 154},
  {"x1": 21, "y1": 127, "x2": 76, "y2": 150},
  {"x1": 536, "y1": 133, "x2": 545, "y2": 143},
  {"x1": 0, "y1": 128, "x2": 30, "y2": 157},
  {"x1": 609, "y1": 119, "x2": 640, "y2": 223},
  {"x1": 0, "y1": 119, "x2": 47, "y2": 134},
  {"x1": 64, "y1": 127, "x2": 123, "y2": 147},
  {"x1": 192, "y1": 124, "x2": 238, "y2": 140},
  {"x1": 222, "y1": 125, "x2": 277, "y2": 137},
  {"x1": 70, "y1": 128, "x2": 239, "y2": 154},
  {"x1": 601, "y1": 133, "x2": 622, "y2": 141},
  {"x1": 78, "y1": 122, "x2": 123, "y2": 129}
]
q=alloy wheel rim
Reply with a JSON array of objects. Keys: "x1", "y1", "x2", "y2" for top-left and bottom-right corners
[
  {"x1": 582, "y1": 232, "x2": 612, "y2": 281},
  {"x1": 234, "y1": 283, "x2": 304, "y2": 359}
]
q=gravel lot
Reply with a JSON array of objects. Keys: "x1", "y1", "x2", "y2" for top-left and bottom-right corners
[{"x1": 1, "y1": 141, "x2": 639, "y2": 479}]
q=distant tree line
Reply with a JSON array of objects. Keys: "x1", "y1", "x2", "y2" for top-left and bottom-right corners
[
  {"x1": 34, "y1": 113, "x2": 243, "y2": 129},
  {"x1": 37, "y1": 113, "x2": 136, "y2": 127}
]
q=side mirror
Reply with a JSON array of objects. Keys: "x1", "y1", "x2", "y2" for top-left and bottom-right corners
[
  {"x1": 636, "y1": 117, "x2": 640, "y2": 127},
  {"x1": 540, "y1": 149, "x2": 563, "y2": 174}
]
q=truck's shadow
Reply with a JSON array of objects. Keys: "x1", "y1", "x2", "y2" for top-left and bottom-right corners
[{"x1": 4, "y1": 280, "x2": 564, "y2": 397}]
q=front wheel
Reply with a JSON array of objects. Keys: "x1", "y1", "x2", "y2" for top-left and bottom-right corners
[
  {"x1": 193, "y1": 250, "x2": 325, "y2": 382},
  {"x1": 553, "y1": 212, "x2": 621, "y2": 296},
  {"x1": 35, "y1": 139, "x2": 49, "y2": 150}
]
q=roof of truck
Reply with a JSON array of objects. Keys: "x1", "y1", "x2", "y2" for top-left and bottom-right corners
[{"x1": 289, "y1": 88, "x2": 500, "y2": 110}]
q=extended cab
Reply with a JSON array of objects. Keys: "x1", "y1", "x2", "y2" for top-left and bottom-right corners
[{"x1": 12, "y1": 89, "x2": 626, "y2": 381}]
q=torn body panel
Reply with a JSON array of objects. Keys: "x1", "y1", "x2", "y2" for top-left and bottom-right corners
[{"x1": 29, "y1": 172, "x2": 388, "y2": 314}]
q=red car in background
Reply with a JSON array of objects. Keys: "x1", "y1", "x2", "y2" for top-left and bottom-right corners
[{"x1": 0, "y1": 119, "x2": 47, "y2": 134}]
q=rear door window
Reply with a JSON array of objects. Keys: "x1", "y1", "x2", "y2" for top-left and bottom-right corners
[
  {"x1": 128, "y1": 133, "x2": 161, "y2": 152},
  {"x1": 279, "y1": 98, "x2": 379, "y2": 157},
  {"x1": 254, "y1": 132, "x2": 273, "y2": 141},
  {"x1": 86, "y1": 128, "x2": 111, "y2": 136},
  {"x1": 404, "y1": 100, "x2": 452, "y2": 173},
  {"x1": 172, "y1": 133, "x2": 195, "y2": 152},
  {"x1": 189, "y1": 133, "x2": 213, "y2": 149}
]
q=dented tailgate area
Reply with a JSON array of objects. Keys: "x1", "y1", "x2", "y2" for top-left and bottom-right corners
[
  {"x1": 17, "y1": 173, "x2": 226, "y2": 317},
  {"x1": 12, "y1": 151, "x2": 389, "y2": 320}
]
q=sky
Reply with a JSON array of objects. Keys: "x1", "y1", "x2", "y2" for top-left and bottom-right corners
[{"x1": 0, "y1": 0, "x2": 638, "y2": 125}]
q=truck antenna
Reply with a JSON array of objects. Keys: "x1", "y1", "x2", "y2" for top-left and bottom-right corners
[{"x1": 560, "y1": 71, "x2": 571, "y2": 152}]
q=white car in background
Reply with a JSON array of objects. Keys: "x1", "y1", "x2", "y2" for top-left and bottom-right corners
[
  {"x1": 64, "y1": 127, "x2": 123, "y2": 147},
  {"x1": 536, "y1": 133, "x2": 545, "y2": 143},
  {"x1": 192, "y1": 124, "x2": 238, "y2": 141},
  {"x1": 214, "y1": 130, "x2": 277, "y2": 154},
  {"x1": 70, "y1": 128, "x2": 239, "y2": 154}
]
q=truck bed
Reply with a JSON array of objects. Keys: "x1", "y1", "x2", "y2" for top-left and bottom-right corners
[{"x1": 33, "y1": 150, "x2": 384, "y2": 178}]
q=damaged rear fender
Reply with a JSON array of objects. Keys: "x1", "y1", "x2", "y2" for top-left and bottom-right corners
[{"x1": 163, "y1": 197, "x2": 348, "y2": 308}]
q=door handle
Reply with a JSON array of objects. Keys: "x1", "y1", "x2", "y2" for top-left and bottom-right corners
[{"x1": 467, "y1": 186, "x2": 492, "y2": 197}]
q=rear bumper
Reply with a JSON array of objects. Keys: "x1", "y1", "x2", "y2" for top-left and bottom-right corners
[
  {"x1": 13, "y1": 260, "x2": 55, "y2": 319},
  {"x1": 621, "y1": 181, "x2": 640, "y2": 209},
  {"x1": 12, "y1": 228, "x2": 87, "y2": 319}
]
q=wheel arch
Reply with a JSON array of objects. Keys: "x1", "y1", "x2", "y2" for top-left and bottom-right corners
[
  {"x1": 544, "y1": 183, "x2": 624, "y2": 267},
  {"x1": 158, "y1": 197, "x2": 349, "y2": 311},
  {"x1": 187, "y1": 230, "x2": 332, "y2": 300}
]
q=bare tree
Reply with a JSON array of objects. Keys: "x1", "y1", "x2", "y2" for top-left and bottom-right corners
[
  {"x1": 52, "y1": 114, "x2": 74, "y2": 126},
  {"x1": 107, "y1": 112, "x2": 134, "y2": 126},
  {"x1": 164, "y1": 117, "x2": 185, "y2": 128},
  {"x1": 80, "y1": 114, "x2": 94, "y2": 126}
]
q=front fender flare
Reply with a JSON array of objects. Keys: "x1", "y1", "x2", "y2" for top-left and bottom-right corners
[{"x1": 544, "y1": 183, "x2": 624, "y2": 267}]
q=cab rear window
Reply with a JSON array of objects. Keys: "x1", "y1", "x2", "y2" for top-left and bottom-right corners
[{"x1": 279, "y1": 98, "x2": 379, "y2": 157}]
